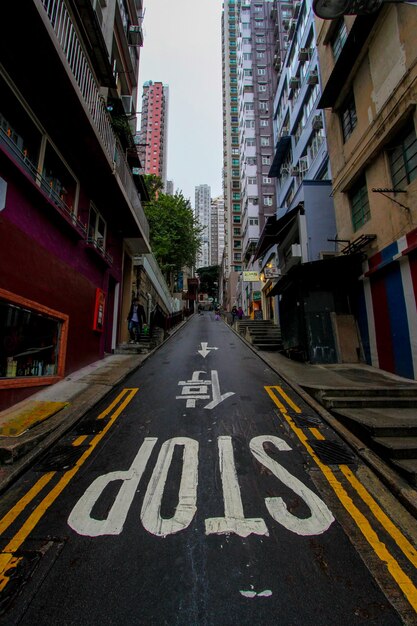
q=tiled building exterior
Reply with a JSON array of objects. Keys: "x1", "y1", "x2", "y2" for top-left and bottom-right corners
[
  {"x1": 138, "y1": 81, "x2": 169, "y2": 186},
  {"x1": 316, "y1": 5, "x2": 417, "y2": 378}
]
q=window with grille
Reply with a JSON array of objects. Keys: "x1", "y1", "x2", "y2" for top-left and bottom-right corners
[
  {"x1": 340, "y1": 91, "x2": 357, "y2": 142},
  {"x1": 331, "y1": 19, "x2": 347, "y2": 61},
  {"x1": 388, "y1": 124, "x2": 417, "y2": 189},
  {"x1": 350, "y1": 178, "x2": 370, "y2": 231}
]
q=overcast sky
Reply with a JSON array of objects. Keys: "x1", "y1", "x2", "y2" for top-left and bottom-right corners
[{"x1": 137, "y1": 0, "x2": 224, "y2": 208}]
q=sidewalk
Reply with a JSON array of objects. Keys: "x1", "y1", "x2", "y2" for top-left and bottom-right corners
[{"x1": 1, "y1": 317, "x2": 417, "y2": 519}]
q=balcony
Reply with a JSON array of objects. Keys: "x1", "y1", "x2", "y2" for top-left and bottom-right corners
[{"x1": 85, "y1": 236, "x2": 114, "y2": 266}]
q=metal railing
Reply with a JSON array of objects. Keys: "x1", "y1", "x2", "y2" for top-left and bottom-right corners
[{"x1": 40, "y1": 0, "x2": 149, "y2": 241}]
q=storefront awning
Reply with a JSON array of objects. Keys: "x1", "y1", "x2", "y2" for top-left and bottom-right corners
[
  {"x1": 254, "y1": 205, "x2": 302, "y2": 261},
  {"x1": 269, "y1": 136, "x2": 291, "y2": 177},
  {"x1": 268, "y1": 253, "x2": 363, "y2": 297}
]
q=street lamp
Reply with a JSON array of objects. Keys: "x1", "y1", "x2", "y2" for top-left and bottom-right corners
[{"x1": 313, "y1": 0, "x2": 416, "y2": 18}]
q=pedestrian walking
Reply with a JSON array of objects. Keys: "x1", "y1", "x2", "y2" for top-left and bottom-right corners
[
  {"x1": 236, "y1": 306, "x2": 244, "y2": 320},
  {"x1": 231, "y1": 305, "x2": 237, "y2": 324},
  {"x1": 127, "y1": 297, "x2": 146, "y2": 343}
]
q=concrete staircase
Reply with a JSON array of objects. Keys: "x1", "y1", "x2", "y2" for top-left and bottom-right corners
[
  {"x1": 237, "y1": 319, "x2": 284, "y2": 352},
  {"x1": 114, "y1": 327, "x2": 165, "y2": 355},
  {"x1": 303, "y1": 384, "x2": 417, "y2": 486}
]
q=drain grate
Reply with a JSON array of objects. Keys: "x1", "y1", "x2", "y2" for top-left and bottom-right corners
[
  {"x1": 291, "y1": 414, "x2": 322, "y2": 428},
  {"x1": 74, "y1": 419, "x2": 107, "y2": 435},
  {"x1": 35, "y1": 445, "x2": 88, "y2": 471},
  {"x1": 308, "y1": 440, "x2": 356, "y2": 466}
]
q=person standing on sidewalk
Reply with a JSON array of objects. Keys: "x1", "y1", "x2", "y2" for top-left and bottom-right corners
[{"x1": 127, "y1": 297, "x2": 146, "y2": 343}]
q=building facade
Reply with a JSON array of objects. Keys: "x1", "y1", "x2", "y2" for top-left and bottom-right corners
[
  {"x1": 195, "y1": 184, "x2": 212, "y2": 269},
  {"x1": 222, "y1": 0, "x2": 242, "y2": 308},
  {"x1": 138, "y1": 81, "x2": 169, "y2": 186},
  {"x1": 210, "y1": 196, "x2": 225, "y2": 266},
  {"x1": 0, "y1": 0, "x2": 152, "y2": 409},
  {"x1": 316, "y1": 5, "x2": 417, "y2": 378},
  {"x1": 236, "y1": 0, "x2": 277, "y2": 316}
]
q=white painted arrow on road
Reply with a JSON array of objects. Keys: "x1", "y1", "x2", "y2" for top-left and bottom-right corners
[{"x1": 198, "y1": 342, "x2": 219, "y2": 358}]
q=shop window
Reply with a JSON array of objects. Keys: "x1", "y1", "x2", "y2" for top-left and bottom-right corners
[{"x1": 0, "y1": 288, "x2": 68, "y2": 386}]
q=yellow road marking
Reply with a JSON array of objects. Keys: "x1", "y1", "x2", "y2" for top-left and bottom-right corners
[
  {"x1": 0, "y1": 472, "x2": 55, "y2": 536},
  {"x1": 0, "y1": 388, "x2": 138, "y2": 591},
  {"x1": 265, "y1": 385, "x2": 417, "y2": 612},
  {"x1": 309, "y1": 427, "x2": 325, "y2": 440},
  {"x1": 72, "y1": 435, "x2": 88, "y2": 447}
]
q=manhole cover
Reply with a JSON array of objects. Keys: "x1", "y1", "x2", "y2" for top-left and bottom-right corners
[
  {"x1": 308, "y1": 440, "x2": 356, "y2": 466},
  {"x1": 35, "y1": 445, "x2": 88, "y2": 471}
]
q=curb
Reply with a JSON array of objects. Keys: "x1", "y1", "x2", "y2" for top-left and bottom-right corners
[{"x1": 228, "y1": 320, "x2": 417, "y2": 519}]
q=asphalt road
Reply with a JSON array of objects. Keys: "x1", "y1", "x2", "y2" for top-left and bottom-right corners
[{"x1": 0, "y1": 313, "x2": 415, "y2": 625}]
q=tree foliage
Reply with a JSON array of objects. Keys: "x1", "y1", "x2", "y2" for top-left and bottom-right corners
[
  {"x1": 197, "y1": 265, "x2": 220, "y2": 298},
  {"x1": 143, "y1": 175, "x2": 203, "y2": 284}
]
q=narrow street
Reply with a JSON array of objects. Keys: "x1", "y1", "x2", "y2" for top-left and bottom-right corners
[{"x1": 1, "y1": 314, "x2": 416, "y2": 625}]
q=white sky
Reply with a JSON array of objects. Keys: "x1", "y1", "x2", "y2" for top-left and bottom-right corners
[{"x1": 137, "y1": 0, "x2": 224, "y2": 208}]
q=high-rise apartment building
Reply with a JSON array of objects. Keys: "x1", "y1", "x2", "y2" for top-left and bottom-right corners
[
  {"x1": 237, "y1": 0, "x2": 277, "y2": 314},
  {"x1": 195, "y1": 184, "x2": 211, "y2": 269},
  {"x1": 222, "y1": 0, "x2": 242, "y2": 308},
  {"x1": 211, "y1": 196, "x2": 225, "y2": 266},
  {"x1": 138, "y1": 81, "x2": 169, "y2": 185}
]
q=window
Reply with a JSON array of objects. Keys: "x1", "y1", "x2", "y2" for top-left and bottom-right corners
[
  {"x1": 388, "y1": 124, "x2": 417, "y2": 189},
  {"x1": 249, "y1": 218, "x2": 259, "y2": 225},
  {"x1": 258, "y1": 84, "x2": 267, "y2": 92},
  {"x1": 340, "y1": 91, "x2": 357, "y2": 142},
  {"x1": 259, "y1": 101, "x2": 268, "y2": 111},
  {"x1": 260, "y1": 119, "x2": 269, "y2": 127},
  {"x1": 88, "y1": 204, "x2": 106, "y2": 250},
  {"x1": 331, "y1": 19, "x2": 348, "y2": 61},
  {"x1": 0, "y1": 288, "x2": 67, "y2": 382},
  {"x1": 233, "y1": 215, "x2": 241, "y2": 223},
  {"x1": 263, "y1": 176, "x2": 272, "y2": 183},
  {"x1": 350, "y1": 178, "x2": 370, "y2": 231},
  {"x1": 248, "y1": 177, "x2": 257, "y2": 184},
  {"x1": 233, "y1": 228, "x2": 241, "y2": 235},
  {"x1": 260, "y1": 136, "x2": 270, "y2": 146},
  {"x1": 257, "y1": 68, "x2": 266, "y2": 76},
  {"x1": 262, "y1": 156, "x2": 271, "y2": 165},
  {"x1": 263, "y1": 195, "x2": 273, "y2": 206}
]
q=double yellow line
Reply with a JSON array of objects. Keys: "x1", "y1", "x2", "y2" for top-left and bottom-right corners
[
  {"x1": 0, "y1": 388, "x2": 138, "y2": 592},
  {"x1": 265, "y1": 385, "x2": 417, "y2": 613}
]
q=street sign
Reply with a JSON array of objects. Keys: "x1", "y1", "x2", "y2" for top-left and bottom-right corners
[{"x1": 243, "y1": 271, "x2": 259, "y2": 282}]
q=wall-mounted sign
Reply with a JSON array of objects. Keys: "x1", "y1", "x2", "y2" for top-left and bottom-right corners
[
  {"x1": 253, "y1": 291, "x2": 262, "y2": 301},
  {"x1": 243, "y1": 271, "x2": 259, "y2": 282},
  {"x1": 264, "y1": 267, "x2": 280, "y2": 279},
  {"x1": 93, "y1": 288, "x2": 106, "y2": 332}
]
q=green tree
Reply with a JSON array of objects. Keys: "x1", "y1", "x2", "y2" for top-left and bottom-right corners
[
  {"x1": 197, "y1": 265, "x2": 220, "y2": 300},
  {"x1": 143, "y1": 176, "x2": 203, "y2": 289}
]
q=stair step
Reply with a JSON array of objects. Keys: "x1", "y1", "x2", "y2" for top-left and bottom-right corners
[
  {"x1": 253, "y1": 343, "x2": 284, "y2": 351},
  {"x1": 332, "y1": 408, "x2": 417, "y2": 437},
  {"x1": 391, "y1": 459, "x2": 417, "y2": 486},
  {"x1": 372, "y1": 436, "x2": 417, "y2": 459},
  {"x1": 322, "y1": 396, "x2": 417, "y2": 409},
  {"x1": 314, "y1": 386, "x2": 417, "y2": 399}
]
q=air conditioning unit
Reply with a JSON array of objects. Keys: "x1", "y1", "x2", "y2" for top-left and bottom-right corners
[
  {"x1": 289, "y1": 76, "x2": 299, "y2": 89},
  {"x1": 298, "y1": 48, "x2": 310, "y2": 62},
  {"x1": 284, "y1": 243, "x2": 302, "y2": 271},
  {"x1": 312, "y1": 114, "x2": 323, "y2": 130},
  {"x1": 128, "y1": 24, "x2": 143, "y2": 46},
  {"x1": 121, "y1": 95, "x2": 133, "y2": 115},
  {"x1": 307, "y1": 70, "x2": 319, "y2": 85}
]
